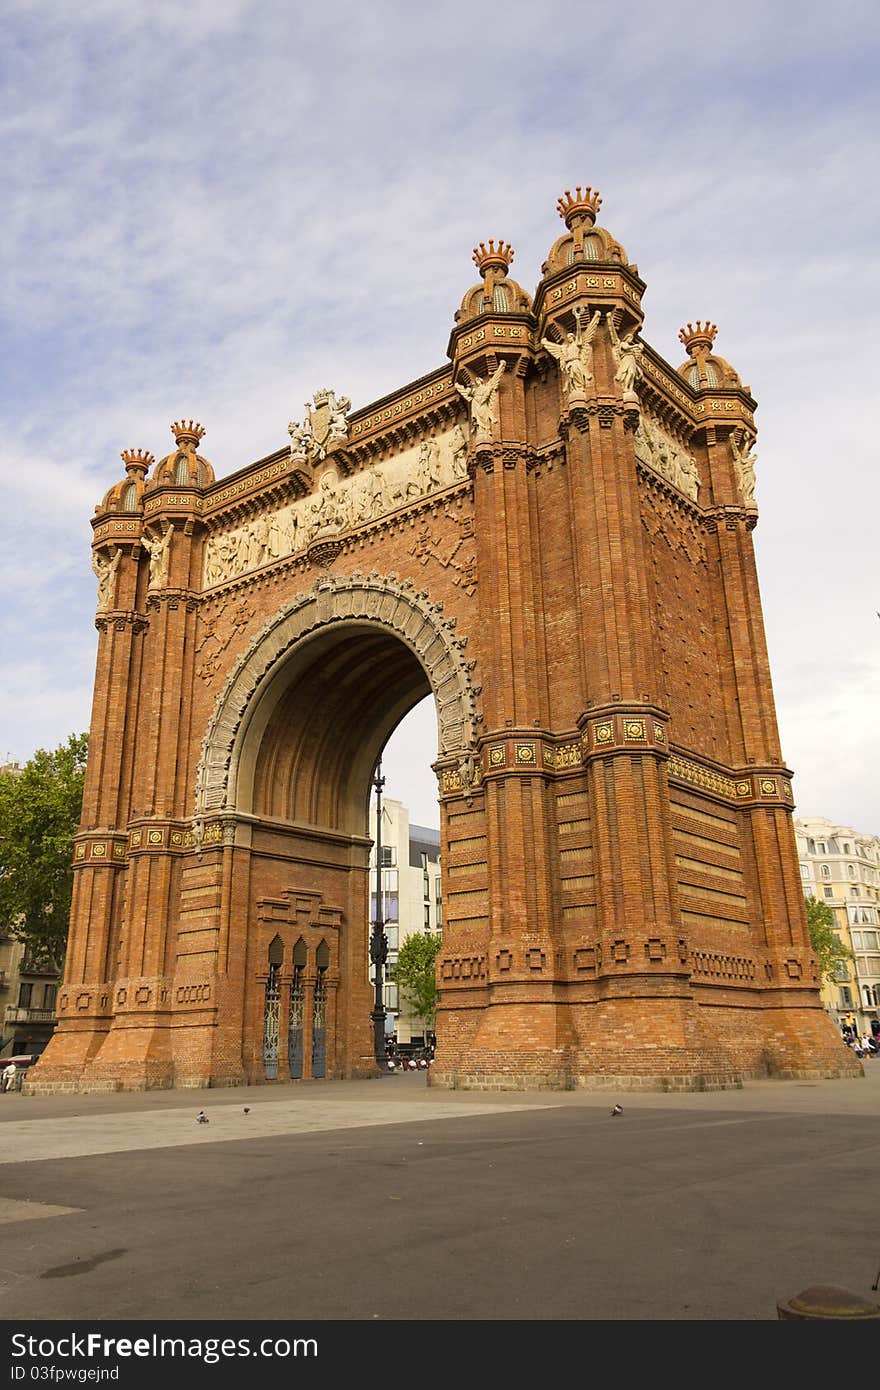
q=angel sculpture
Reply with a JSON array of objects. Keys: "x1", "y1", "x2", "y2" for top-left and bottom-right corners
[
  {"x1": 730, "y1": 430, "x2": 757, "y2": 505},
  {"x1": 606, "y1": 311, "x2": 644, "y2": 395},
  {"x1": 541, "y1": 307, "x2": 601, "y2": 400},
  {"x1": 455, "y1": 361, "x2": 506, "y2": 440},
  {"x1": 92, "y1": 547, "x2": 122, "y2": 610}
]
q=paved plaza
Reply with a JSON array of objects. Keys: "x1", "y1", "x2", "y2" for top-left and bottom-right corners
[{"x1": 1, "y1": 1065, "x2": 878, "y2": 1322}]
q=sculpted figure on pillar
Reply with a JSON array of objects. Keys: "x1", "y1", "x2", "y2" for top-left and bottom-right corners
[
  {"x1": 541, "y1": 306, "x2": 601, "y2": 401},
  {"x1": 92, "y1": 546, "x2": 122, "y2": 610},
  {"x1": 730, "y1": 430, "x2": 757, "y2": 505},
  {"x1": 455, "y1": 361, "x2": 506, "y2": 440},
  {"x1": 143, "y1": 524, "x2": 173, "y2": 589},
  {"x1": 606, "y1": 311, "x2": 644, "y2": 396}
]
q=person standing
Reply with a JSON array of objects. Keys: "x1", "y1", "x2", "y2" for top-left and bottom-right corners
[{"x1": 2, "y1": 1062, "x2": 17, "y2": 1092}]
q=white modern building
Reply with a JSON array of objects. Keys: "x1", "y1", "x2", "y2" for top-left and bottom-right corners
[
  {"x1": 794, "y1": 816, "x2": 880, "y2": 1032},
  {"x1": 367, "y1": 796, "x2": 441, "y2": 1046}
]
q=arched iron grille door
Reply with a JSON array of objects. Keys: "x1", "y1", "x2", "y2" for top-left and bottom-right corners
[
  {"x1": 311, "y1": 941, "x2": 330, "y2": 1079},
  {"x1": 288, "y1": 938, "x2": 307, "y2": 1079},
  {"x1": 263, "y1": 935, "x2": 284, "y2": 1080}
]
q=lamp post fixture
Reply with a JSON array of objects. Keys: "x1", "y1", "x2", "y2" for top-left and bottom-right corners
[{"x1": 370, "y1": 759, "x2": 389, "y2": 1068}]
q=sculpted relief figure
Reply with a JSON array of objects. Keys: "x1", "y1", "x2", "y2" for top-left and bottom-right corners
[
  {"x1": 606, "y1": 311, "x2": 644, "y2": 396},
  {"x1": 415, "y1": 437, "x2": 442, "y2": 496},
  {"x1": 455, "y1": 361, "x2": 506, "y2": 440},
  {"x1": 730, "y1": 430, "x2": 757, "y2": 505},
  {"x1": 677, "y1": 449, "x2": 700, "y2": 502},
  {"x1": 306, "y1": 470, "x2": 350, "y2": 542},
  {"x1": 541, "y1": 306, "x2": 601, "y2": 401},
  {"x1": 354, "y1": 468, "x2": 387, "y2": 523},
  {"x1": 143, "y1": 524, "x2": 173, "y2": 589},
  {"x1": 449, "y1": 421, "x2": 469, "y2": 480},
  {"x1": 92, "y1": 546, "x2": 122, "y2": 610},
  {"x1": 245, "y1": 514, "x2": 269, "y2": 570}
]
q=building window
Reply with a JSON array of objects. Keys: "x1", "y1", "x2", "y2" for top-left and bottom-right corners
[
  {"x1": 818, "y1": 843, "x2": 826, "y2": 854},
  {"x1": 840, "y1": 986, "x2": 852, "y2": 1005},
  {"x1": 42, "y1": 984, "x2": 57, "y2": 1011},
  {"x1": 424, "y1": 905, "x2": 431, "y2": 930},
  {"x1": 824, "y1": 887, "x2": 834, "y2": 899},
  {"x1": 821, "y1": 865, "x2": 831, "y2": 879},
  {"x1": 807, "y1": 838, "x2": 816, "y2": 853},
  {"x1": 848, "y1": 865, "x2": 856, "y2": 879},
  {"x1": 380, "y1": 846, "x2": 395, "y2": 867},
  {"x1": 17, "y1": 982, "x2": 32, "y2": 1008},
  {"x1": 851, "y1": 887, "x2": 860, "y2": 897},
  {"x1": 800, "y1": 864, "x2": 811, "y2": 880}
]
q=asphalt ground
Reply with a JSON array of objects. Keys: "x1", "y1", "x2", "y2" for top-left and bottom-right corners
[{"x1": 0, "y1": 1065, "x2": 878, "y2": 1378}]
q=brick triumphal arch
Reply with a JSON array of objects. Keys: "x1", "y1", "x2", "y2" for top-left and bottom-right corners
[{"x1": 31, "y1": 185, "x2": 858, "y2": 1093}]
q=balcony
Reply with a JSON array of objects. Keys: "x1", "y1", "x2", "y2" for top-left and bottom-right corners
[{"x1": 4, "y1": 1006, "x2": 56, "y2": 1025}]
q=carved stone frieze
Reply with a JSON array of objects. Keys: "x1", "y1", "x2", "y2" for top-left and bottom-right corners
[
  {"x1": 634, "y1": 415, "x2": 700, "y2": 503},
  {"x1": 202, "y1": 424, "x2": 469, "y2": 591}
]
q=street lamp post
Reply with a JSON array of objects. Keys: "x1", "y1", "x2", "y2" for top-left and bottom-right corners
[{"x1": 370, "y1": 759, "x2": 389, "y2": 1069}]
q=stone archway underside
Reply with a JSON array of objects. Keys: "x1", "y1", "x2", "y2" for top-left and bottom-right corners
[{"x1": 197, "y1": 572, "x2": 481, "y2": 819}]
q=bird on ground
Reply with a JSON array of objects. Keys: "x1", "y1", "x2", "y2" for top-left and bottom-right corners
[
  {"x1": 243, "y1": 1107, "x2": 251, "y2": 1114},
  {"x1": 196, "y1": 1111, "x2": 209, "y2": 1124},
  {"x1": 610, "y1": 1104, "x2": 623, "y2": 1116}
]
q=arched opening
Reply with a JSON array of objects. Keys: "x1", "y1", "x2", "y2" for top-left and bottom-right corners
[
  {"x1": 196, "y1": 576, "x2": 476, "y2": 1086},
  {"x1": 235, "y1": 625, "x2": 435, "y2": 1082}
]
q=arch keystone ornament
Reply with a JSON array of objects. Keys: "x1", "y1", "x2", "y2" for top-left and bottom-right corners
[{"x1": 29, "y1": 185, "x2": 860, "y2": 1094}]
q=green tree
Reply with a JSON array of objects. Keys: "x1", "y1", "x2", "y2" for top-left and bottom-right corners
[
  {"x1": 395, "y1": 930, "x2": 442, "y2": 1029},
  {"x1": 805, "y1": 894, "x2": 855, "y2": 982},
  {"x1": 0, "y1": 733, "x2": 88, "y2": 967}
]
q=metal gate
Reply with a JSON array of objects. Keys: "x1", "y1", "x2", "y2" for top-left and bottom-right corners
[
  {"x1": 311, "y1": 941, "x2": 330, "y2": 1079},
  {"x1": 263, "y1": 935, "x2": 284, "y2": 1080},
  {"x1": 288, "y1": 939, "x2": 307, "y2": 1080}
]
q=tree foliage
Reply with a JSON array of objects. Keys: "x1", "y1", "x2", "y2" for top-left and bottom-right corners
[
  {"x1": 805, "y1": 894, "x2": 855, "y2": 982},
  {"x1": 0, "y1": 733, "x2": 88, "y2": 967},
  {"x1": 394, "y1": 931, "x2": 442, "y2": 1027}
]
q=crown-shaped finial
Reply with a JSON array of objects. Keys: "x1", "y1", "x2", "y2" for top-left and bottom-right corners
[
  {"x1": 171, "y1": 420, "x2": 206, "y2": 447},
  {"x1": 678, "y1": 322, "x2": 718, "y2": 355},
  {"x1": 120, "y1": 448, "x2": 155, "y2": 473},
  {"x1": 557, "y1": 186, "x2": 603, "y2": 229},
  {"x1": 472, "y1": 240, "x2": 514, "y2": 278}
]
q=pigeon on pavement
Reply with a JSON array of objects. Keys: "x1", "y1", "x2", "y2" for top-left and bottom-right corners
[
  {"x1": 196, "y1": 1111, "x2": 209, "y2": 1124},
  {"x1": 610, "y1": 1104, "x2": 623, "y2": 1116}
]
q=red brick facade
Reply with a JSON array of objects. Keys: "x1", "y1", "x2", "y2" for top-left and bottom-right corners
[{"x1": 28, "y1": 188, "x2": 859, "y2": 1093}]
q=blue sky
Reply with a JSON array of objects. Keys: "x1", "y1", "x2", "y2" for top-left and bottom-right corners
[{"x1": 1, "y1": 0, "x2": 878, "y2": 832}]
